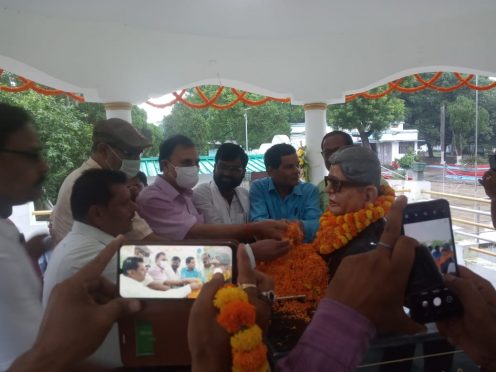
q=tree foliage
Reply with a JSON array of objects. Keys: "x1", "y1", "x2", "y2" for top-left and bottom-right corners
[{"x1": 327, "y1": 95, "x2": 405, "y2": 148}]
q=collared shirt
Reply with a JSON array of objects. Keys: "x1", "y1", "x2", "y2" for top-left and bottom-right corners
[
  {"x1": 137, "y1": 176, "x2": 204, "y2": 240},
  {"x1": 192, "y1": 181, "x2": 249, "y2": 224},
  {"x1": 148, "y1": 263, "x2": 177, "y2": 283},
  {"x1": 51, "y1": 157, "x2": 152, "y2": 243},
  {"x1": 249, "y1": 177, "x2": 322, "y2": 242},
  {"x1": 42, "y1": 221, "x2": 121, "y2": 367},
  {"x1": 180, "y1": 267, "x2": 204, "y2": 282},
  {"x1": 0, "y1": 219, "x2": 42, "y2": 370},
  {"x1": 277, "y1": 298, "x2": 375, "y2": 371},
  {"x1": 119, "y1": 274, "x2": 192, "y2": 298},
  {"x1": 317, "y1": 178, "x2": 329, "y2": 213}
]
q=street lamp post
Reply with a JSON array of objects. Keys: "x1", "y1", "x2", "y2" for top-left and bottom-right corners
[{"x1": 243, "y1": 108, "x2": 251, "y2": 152}]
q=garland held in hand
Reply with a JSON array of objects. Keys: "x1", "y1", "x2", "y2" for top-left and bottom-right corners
[
  {"x1": 314, "y1": 185, "x2": 396, "y2": 255},
  {"x1": 214, "y1": 286, "x2": 269, "y2": 372}
]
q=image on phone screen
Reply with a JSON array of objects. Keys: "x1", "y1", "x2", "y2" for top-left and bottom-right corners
[
  {"x1": 119, "y1": 244, "x2": 233, "y2": 299},
  {"x1": 403, "y1": 217, "x2": 457, "y2": 276}
]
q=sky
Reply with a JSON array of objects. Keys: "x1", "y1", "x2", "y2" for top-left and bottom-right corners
[{"x1": 138, "y1": 93, "x2": 174, "y2": 125}]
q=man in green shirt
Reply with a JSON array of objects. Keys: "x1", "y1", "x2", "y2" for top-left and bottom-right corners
[{"x1": 318, "y1": 131, "x2": 353, "y2": 211}]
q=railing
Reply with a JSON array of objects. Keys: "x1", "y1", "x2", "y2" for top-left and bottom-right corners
[
  {"x1": 422, "y1": 189, "x2": 491, "y2": 204},
  {"x1": 33, "y1": 210, "x2": 51, "y2": 217}
]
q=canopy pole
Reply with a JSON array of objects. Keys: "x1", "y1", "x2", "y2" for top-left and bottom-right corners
[
  {"x1": 104, "y1": 102, "x2": 133, "y2": 123},
  {"x1": 304, "y1": 103, "x2": 327, "y2": 184}
]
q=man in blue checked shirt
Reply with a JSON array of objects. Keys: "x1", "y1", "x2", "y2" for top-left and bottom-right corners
[{"x1": 249, "y1": 144, "x2": 322, "y2": 242}]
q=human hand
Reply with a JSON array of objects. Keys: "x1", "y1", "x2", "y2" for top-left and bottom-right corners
[
  {"x1": 251, "y1": 239, "x2": 291, "y2": 261},
  {"x1": 479, "y1": 170, "x2": 496, "y2": 199},
  {"x1": 13, "y1": 235, "x2": 142, "y2": 371},
  {"x1": 252, "y1": 220, "x2": 288, "y2": 240},
  {"x1": 325, "y1": 196, "x2": 425, "y2": 334},
  {"x1": 188, "y1": 245, "x2": 274, "y2": 372},
  {"x1": 25, "y1": 233, "x2": 51, "y2": 260},
  {"x1": 436, "y1": 266, "x2": 496, "y2": 367}
]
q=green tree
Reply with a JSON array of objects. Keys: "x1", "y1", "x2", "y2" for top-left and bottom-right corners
[
  {"x1": 0, "y1": 91, "x2": 92, "y2": 205},
  {"x1": 327, "y1": 95, "x2": 405, "y2": 148},
  {"x1": 447, "y1": 95, "x2": 490, "y2": 158},
  {"x1": 131, "y1": 106, "x2": 163, "y2": 157}
]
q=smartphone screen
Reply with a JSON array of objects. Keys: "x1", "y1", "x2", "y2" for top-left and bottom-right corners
[
  {"x1": 118, "y1": 244, "x2": 234, "y2": 299},
  {"x1": 403, "y1": 199, "x2": 458, "y2": 293}
]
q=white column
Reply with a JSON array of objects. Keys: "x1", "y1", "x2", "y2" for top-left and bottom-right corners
[
  {"x1": 304, "y1": 103, "x2": 328, "y2": 184},
  {"x1": 104, "y1": 102, "x2": 132, "y2": 122}
]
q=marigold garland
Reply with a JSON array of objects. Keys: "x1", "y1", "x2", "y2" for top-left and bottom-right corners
[
  {"x1": 214, "y1": 285, "x2": 268, "y2": 372},
  {"x1": 214, "y1": 285, "x2": 248, "y2": 309},
  {"x1": 230, "y1": 325, "x2": 263, "y2": 352},
  {"x1": 257, "y1": 223, "x2": 328, "y2": 321},
  {"x1": 217, "y1": 300, "x2": 256, "y2": 333},
  {"x1": 314, "y1": 185, "x2": 395, "y2": 255}
]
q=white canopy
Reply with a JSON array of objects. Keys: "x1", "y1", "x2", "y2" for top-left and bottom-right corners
[{"x1": 0, "y1": 0, "x2": 495, "y2": 104}]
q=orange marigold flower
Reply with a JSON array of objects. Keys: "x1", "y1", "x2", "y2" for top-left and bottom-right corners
[
  {"x1": 217, "y1": 300, "x2": 256, "y2": 333},
  {"x1": 232, "y1": 344, "x2": 268, "y2": 371}
]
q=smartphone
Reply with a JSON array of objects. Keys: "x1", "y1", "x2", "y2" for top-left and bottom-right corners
[
  {"x1": 118, "y1": 242, "x2": 237, "y2": 299},
  {"x1": 489, "y1": 154, "x2": 496, "y2": 171},
  {"x1": 402, "y1": 199, "x2": 463, "y2": 323}
]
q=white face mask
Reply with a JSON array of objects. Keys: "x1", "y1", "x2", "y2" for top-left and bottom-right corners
[
  {"x1": 107, "y1": 147, "x2": 141, "y2": 178},
  {"x1": 174, "y1": 165, "x2": 199, "y2": 189}
]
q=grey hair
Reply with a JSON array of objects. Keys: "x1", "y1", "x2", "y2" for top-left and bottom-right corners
[{"x1": 329, "y1": 145, "x2": 381, "y2": 188}]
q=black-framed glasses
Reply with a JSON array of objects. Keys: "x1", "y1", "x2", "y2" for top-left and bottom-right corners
[
  {"x1": 0, "y1": 149, "x2": 43, "y2": 162},
  {"x1": 324, "y1": 175, "x2": 367, "y2": 193}
]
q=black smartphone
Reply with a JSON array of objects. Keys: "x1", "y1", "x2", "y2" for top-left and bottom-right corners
[
  {"x1": 402, "y1": 199, "x2": 463, "y2": 323},
  {"x1": 118, "y1": 241, "x2": 236, "y2": 299},
  {"x1": 489, "y1": 154, "x2": 496, "y2": 171}
]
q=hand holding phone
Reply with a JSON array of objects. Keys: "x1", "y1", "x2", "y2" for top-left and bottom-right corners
[{"x1": 403, "y1": 199, "x2": 463, "y2": 323}]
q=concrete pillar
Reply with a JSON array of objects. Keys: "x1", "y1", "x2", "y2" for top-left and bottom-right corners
[
  {"x1": 104, "y1": 102, "x2": 132, "y2": 122},
  {"x1": 304, "y1": 103, "x2": 328, "y2": 184}
]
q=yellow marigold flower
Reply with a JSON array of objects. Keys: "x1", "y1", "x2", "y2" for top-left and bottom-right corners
[
  {"x1": 231, "y1": 325, "x2": 263, "y2": 352},
  {"x1": 365, "y1": 210, "x2": 373, "y2": 219},
  {"x1": 214, "y1": 286, "x2": 248, "y2": 309},
  {"x1": 342, "y1": 223, "x2": 350, "y2": 232}
]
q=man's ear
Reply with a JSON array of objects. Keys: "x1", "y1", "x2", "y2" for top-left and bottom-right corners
[
  {"x1": 87, "y1": 205, "x2": 104, "y2": 227},
  {"x1": 364, "y1": 185, "x2": 379, "y2": 203}
]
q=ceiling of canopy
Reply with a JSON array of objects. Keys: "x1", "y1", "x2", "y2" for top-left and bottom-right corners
[{"x1": 0, "y1": 0, "x2": 495, "y2": 104}]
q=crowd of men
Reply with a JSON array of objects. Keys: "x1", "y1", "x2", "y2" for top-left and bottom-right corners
[{"x1": 0, "y1": 102, "x2": 495, "y2": 371}]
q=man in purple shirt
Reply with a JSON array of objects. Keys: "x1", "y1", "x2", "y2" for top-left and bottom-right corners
[{"x1": 137, "y1": 135, "x2": 291, "y2": 259}]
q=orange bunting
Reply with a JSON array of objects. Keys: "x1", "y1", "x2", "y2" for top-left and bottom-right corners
[
  {"x1": 346, "y1": 72, "x2": 496, "y2": 102},
  {"x1": 0, "y1": 69, "x2": 84, "y2": 102}
]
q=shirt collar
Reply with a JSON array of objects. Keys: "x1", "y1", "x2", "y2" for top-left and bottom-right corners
[
  {"x1": 72, "y1": 221, "x2": 115, "y2": 245},
  {"x1": 268, "y1": 178, "x2": 303, "y2": 196}
]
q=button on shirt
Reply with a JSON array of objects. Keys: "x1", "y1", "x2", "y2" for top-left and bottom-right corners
[
  {"x1": 0, "y1": 219, "x2": 42, "y2": 370},
  {"x1": 249, "y1": 177, "x2": 322, "y2": 242},
  {"x1": 51, "y1": 157, "x2": 152, "y2": 243},
  {"x1": 192, "y1": 181, "x2": 249, "y2": 224},
  {"x1": 137, "y1": 176, "x2": 204, "y2": 240},
  {"x1": 42, "y1": 221, "x2": 121, "y2": 367}
]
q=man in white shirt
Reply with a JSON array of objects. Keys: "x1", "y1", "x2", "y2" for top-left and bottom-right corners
[
  {"x1": 51, "y1": 118, "x2": 155, "y2": 244},
  {"x1": 120, "y1": 256, "x2": 198, "y2": 298},
  {"x1": 193, "y1": 143, "x2": 249, "y2": 224},
  {"x1": 43, "y1": 168, "x2": 137, "y2": 367}
]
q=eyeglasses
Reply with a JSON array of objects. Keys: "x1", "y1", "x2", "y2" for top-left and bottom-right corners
[
  {"x1": 324, "y1": 175, "x2": 368, "y2": 193},
  {"x1": 216, "y1": 163, "x2": 244, "y2": 174},
  {"x1": 0, "y1": 149, "x2": 43, "y2": 162}
]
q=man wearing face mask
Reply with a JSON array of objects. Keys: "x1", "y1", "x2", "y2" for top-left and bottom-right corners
[
  {"x1": 192, "y1": 143, "x2": 249, "y2": 224},
  {"x1": 137, "y1": 135, "x2": 290, "y2": 258},
  {"x1": 51, "y1": 118, "x2": 156, "y2": 244}
]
